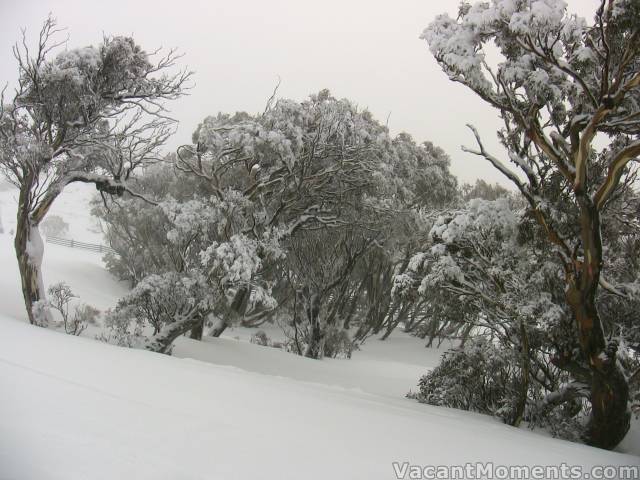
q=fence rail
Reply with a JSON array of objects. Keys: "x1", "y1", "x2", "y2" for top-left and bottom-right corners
[{"x1": 46, "y1": 235, "x2": 116, "y2": 255}]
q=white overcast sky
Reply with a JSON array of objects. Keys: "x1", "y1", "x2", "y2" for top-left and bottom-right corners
[{"x1": 0, "y1": 0, "x2": 598, "y2": 186}]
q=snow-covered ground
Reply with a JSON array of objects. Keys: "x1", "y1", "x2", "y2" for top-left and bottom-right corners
[
  {"x1": 1, "y1": 182, "x2": 639, "y2": 479},
  {"x1": 173, "y1": 328, "x2": 447, "y2": 400},
  {"x1": 2, "y1": 317, "x2": 640, "y2": 480}
]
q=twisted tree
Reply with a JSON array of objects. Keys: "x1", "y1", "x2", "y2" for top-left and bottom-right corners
[
  {"x1": 0, "y1": 17, "x2": 190, "y2": 324},
  {"x1": 422, "y1": 0, "x2": 639, "y2": 448}
]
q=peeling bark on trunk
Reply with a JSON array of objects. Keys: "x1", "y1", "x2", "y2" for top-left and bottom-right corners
[
  {"x1": 565, "y1": 196, "x2": 630, "y2": 449},
  {"x1": 13, "y1": 174, "x2": 62, "y2": 325},
  {"x1": 566, "y1": 280, "x2": 630, "y2": 448}
]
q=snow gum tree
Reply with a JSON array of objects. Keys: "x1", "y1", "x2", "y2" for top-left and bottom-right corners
[
  {"x1": 351, "y1": 133, "x2": 459, "y2": 343},
  {"x1": 180, "y1": 90, "x2": 396, "y2": 355},
  {"x1": 0, "y1": 17, "x2": 190, "y2": 325},
  {"x1": 98, "y1": 179, "x2": 284, "y2": 351},
  {"x1": 97, "y1": 90, "x2": 459, "y2": 355},
  {"x1": 422, "y1": 0, "x2": 640, "y2": 448}
]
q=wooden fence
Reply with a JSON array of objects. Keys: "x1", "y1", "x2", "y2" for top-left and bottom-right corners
[{"x1": 46, "y1": 235, "x2": 116, "y2": 255}]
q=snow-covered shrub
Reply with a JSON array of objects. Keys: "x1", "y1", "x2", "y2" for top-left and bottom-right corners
[
  {"x1": 104, "y1": 272, "x2": 214, "y2": 354},
  {"x1": 250, "y1": 330, "x2": 270, "y2": 346},
  {"x1": 412, "y1": 335, "x2": 593, "y2": 442},
  {"x1": 279, "y1": 316, "x2": 357, "y2": 359},
  {"x1": 31, "y1": 300, "x2": 50, "y2": 328},
  {"x1": 98, "y1": 308, "x2": 145, "y2": 348},
  {"x1": 47, "y1": 282, "x2": 99, "y2": 335},
  {"x1": 249, "y1": 330, "x2": 288, "y2": 349},
  {"x1": 414, "y1": 339, "x2": 525, "y2": 424},
  {"x1": 40, "y1": 215, "x2": 69, "y2": 238},
  {"x1": 74, "y1": 304, "x2": 100, "y2": 326},
  {"x1": 47, "y1": 282, "x2": 75, "y2": 315},
  {"x1": 529, "y1": 395, "x2": 587, "y2": 443}
]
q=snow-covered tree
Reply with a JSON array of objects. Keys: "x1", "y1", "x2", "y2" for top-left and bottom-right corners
[
  {"x1": 400, "y1": 197, "x2": 575, "y2": 428},
  {"x1": 47, "y1": 282, "x2": 99, "y2": 336},
  {"x1": 104, "y1": 272, "x2": 213, "y2": 354},
  {"x1": 461, "y1": 179, "x2": 511, "y2": 201},
  {"x1": 0, "y1": 17, "x2": 190, "y2": 325},
  {"x1": 97, "y1": 90, "x2": 458, "y2": 355},
  {"x1": 422, "y1": 0, "x2": 640, "y2": 448},
  {"x1": 99, "y1": 184, "x2": 283, "y2": 352},
  {"x1": 177, "y1": 90, "x2": 396, "y2": 352},
  {"x1": 93, "y1": 161, "x2": 202, "y2": 286},
  {"x1": 284, "y1": 228, "x2": 373, "y2": 358},
  {"x1": 351, "y1": 133, "x2": 459, "y2": 342}
]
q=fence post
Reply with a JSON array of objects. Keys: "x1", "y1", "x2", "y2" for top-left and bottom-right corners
[{"x1": 70, "y1": 239, "x2": 74, "y2": 248}]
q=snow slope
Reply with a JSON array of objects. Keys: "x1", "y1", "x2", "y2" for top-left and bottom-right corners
[
  {"x1": 172, "y1": 327, "x2": 452, "y2": 400},
  {"x1": 1, "y1": 316, "x2": 639, "y2": 480}
]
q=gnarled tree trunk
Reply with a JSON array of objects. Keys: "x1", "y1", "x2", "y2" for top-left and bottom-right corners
[
  {"x1": 14, "y1": 185, "x2": 52, "y2": 325},
  {"x1": 210, "y1": 287, "x2": 251, "y2": 338},
  {"x1": 144, "y1": 314, "x2": 202, "y2": 354},
  {"x1": 566, "y1": 196, "x2": 630, "y2": 449}
]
